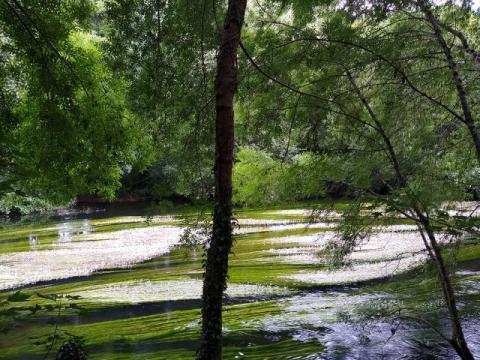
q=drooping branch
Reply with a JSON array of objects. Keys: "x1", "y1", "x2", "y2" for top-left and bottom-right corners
[
  {"x1": 239, "y1": 40, "x2": 380, "y2": 130},
  {"x1": 439, "y1": 22, "x2": 480, "y2": 64},
  {"x1": 261, "y1": 18, "x2": 480, "y2": 163},
  {"x1": 344, "y1": 70, "x2": 406, "y2": 187},
  {"x1": 417, "y1": 0, "x2": 480, "y2": 162},
  {"x1": 346, "y1": 65, "x2": 474, "y2": 360},
  {"x1": 259, "y1": 19, "x2": 466, "y2": 122},
  {"x1": 5, "y1": 0, "x2": 90, "y2": 95}
]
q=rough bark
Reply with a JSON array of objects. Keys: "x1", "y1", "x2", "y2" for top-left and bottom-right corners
[
  {"x1": 418, "y1": 0, "x2": 480, "y2": 163},
  {"x1": 197, "y1": 0, "x2": 247, "y2": 359}
]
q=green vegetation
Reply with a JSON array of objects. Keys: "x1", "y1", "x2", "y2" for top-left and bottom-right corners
[
  {"x1": 0, "y1": 0, "x2": 479, "y2": 358},
  {"x1": 0, "y1": 213, "x2": 478, "y2": 359}
]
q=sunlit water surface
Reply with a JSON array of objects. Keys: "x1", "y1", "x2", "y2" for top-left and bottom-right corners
[{"x1": 0, "y1": 207, "x2": 479, "y2": 359}]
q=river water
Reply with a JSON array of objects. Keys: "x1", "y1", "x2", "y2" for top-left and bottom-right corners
[{"x1": 0, "y1": 206, "x2": 478, "y2": 359}]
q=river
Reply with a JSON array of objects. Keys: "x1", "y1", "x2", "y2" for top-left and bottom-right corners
[{"x1": 0, "y1": 205, "x2": 478, "y2": 359}]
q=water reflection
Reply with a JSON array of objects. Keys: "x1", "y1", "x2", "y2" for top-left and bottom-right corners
[
  {"x1": 21, "y1": 219, "x2": 94, "y2": 251},
  {"x1": 246, "y1": 283, "x2": 480, "y2": 360},
  {"x1": 0, "y1": 208, "x2": 478, "y2": 359},
  {"x1": 55, "y1": 219, "x2": 92, "y2": 244},
  {"x1": 0, "y1": 225, "x2": 183, "y2": 290},
  {"x1": 28, "y1": 234, "x2": 37, "y2": 250},
  {"x1": 57, "y1": 222, "x2": 72, "y2": 243}
]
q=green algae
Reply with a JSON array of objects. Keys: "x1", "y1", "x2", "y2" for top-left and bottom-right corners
[
  {"x1": 0, "y1": 228, "x2": 323, "y2": 307},
  {"x1": 457, "y1": 243, "x2": 480, "y2": 262},
  {"x1": 0, "y1": 298, "x2": 324, "y2": 360},
  {"x1": 0, "y1": 206, "x2": 478, "y2": 359},
  {"x1": 364, "y1": 243, "x2": 480, "y2": 311}
]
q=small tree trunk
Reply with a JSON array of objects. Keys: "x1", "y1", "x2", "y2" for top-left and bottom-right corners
[
  {"x1": 417, "y1": 214, "x2": 474, "y2": 360},
  {"x1": 198, "y1": 1, "x2": 247, "y2": 359},
  {"x1": 350, "y1": 67, "x2": 474, "y2": 358}
]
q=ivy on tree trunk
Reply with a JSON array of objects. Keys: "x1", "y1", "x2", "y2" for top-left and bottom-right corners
[{"x1": 198, "y1": 0, "x2": 247, "y2": 359}]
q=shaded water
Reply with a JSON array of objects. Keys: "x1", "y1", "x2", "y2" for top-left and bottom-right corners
[
  {"x1": 0, "y1": 206, "x2": 479, "y2": 359},
  {"x1": 250, "y1": 288, "x2": 480, "y2": 359}
]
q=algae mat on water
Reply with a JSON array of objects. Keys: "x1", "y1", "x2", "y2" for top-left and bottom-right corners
[{"x1": 0, "y1": 207, "x2": 479, "y2": 359}]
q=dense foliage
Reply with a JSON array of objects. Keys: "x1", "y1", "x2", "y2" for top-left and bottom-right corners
[
  {"x1": 236, "y1": 1, "x2": 480, "y2": 208},
  {"x1": 0, "y1": 0, "x2": 148, "y2": 213},
  {"x1": 1, "y1": 0, "x2": 478, "y2": 213},
  {"x1": 0, "y1": 0, "x2": 479, "y2": 358}
]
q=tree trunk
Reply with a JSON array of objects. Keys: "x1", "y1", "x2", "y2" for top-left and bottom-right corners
[
  {"x1": 198, "y1": 1, "x2": 247, "y2": 359},
  {"x1": 349, "y1": 67, "x2": 473, "y2": 359},
  {"x1": 416, "y1": 212, "x2": 475, "y2": 360}
]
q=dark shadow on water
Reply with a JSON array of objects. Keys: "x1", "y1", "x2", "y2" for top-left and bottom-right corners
[
  {"x1": 71, "y1": 298, "x2": 203, "y2": 324},
  {"x1": 458, "y1": 258, "x2": 480, "y2": 272},
  {"x1": 83, "y1": 328, "x2": 322, "y2": 358},
  {"x1": 31, "y1": 294, "x2": 293, "y2": 326},
  {"x1": 88, "y1": 338, "x2": 199, "y2": 356}
]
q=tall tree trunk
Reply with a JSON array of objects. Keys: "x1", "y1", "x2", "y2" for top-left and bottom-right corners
[{"x1": 198, "y1": 1, "x2": 247, "y2": 359}]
